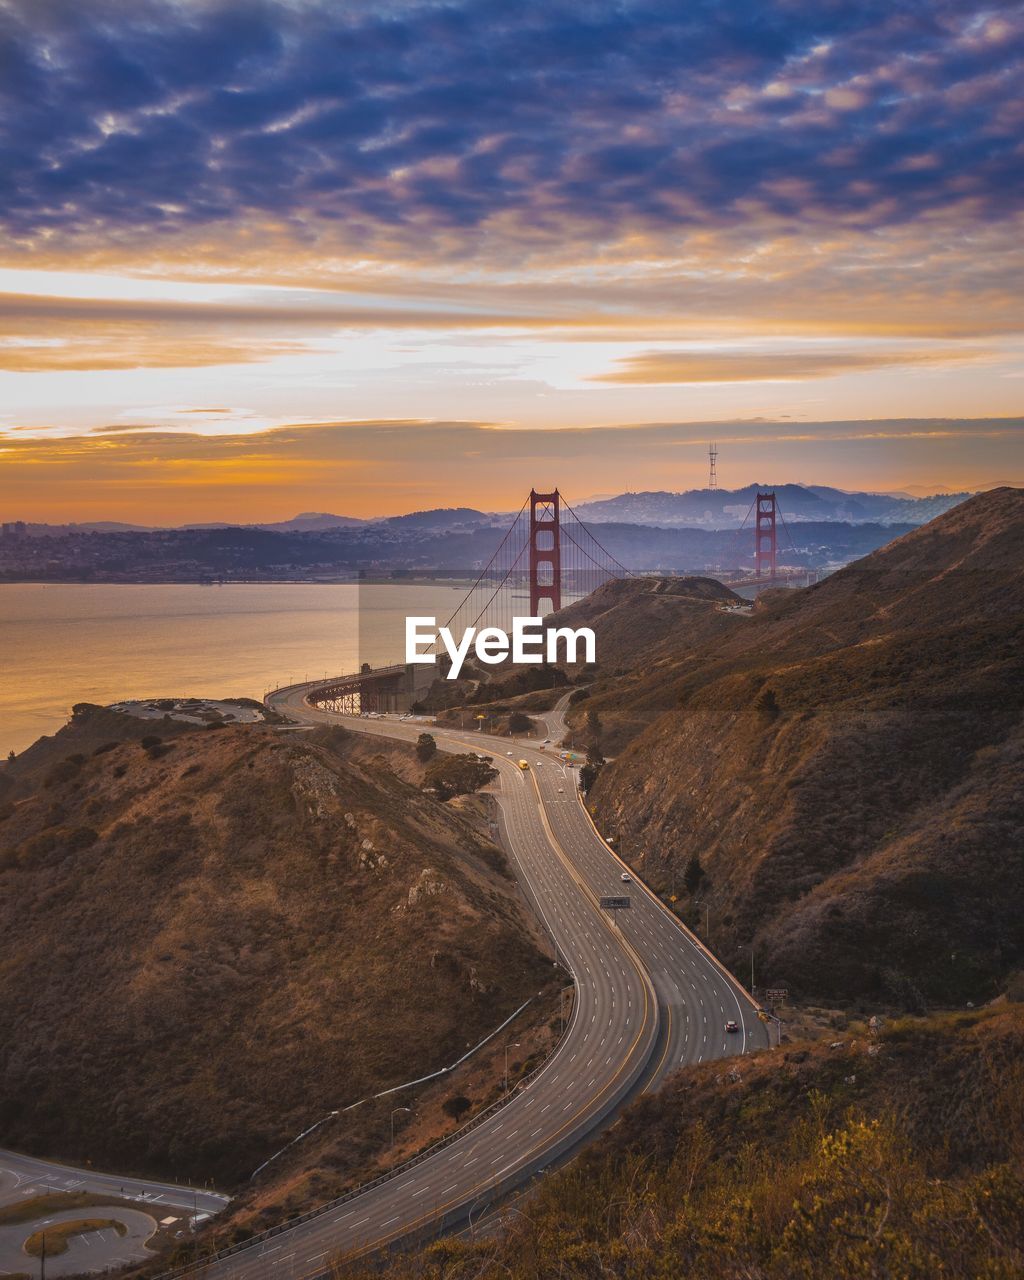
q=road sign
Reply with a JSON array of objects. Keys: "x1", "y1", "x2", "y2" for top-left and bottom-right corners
[
  {"x1": 766, "y1": 987, "x2": 788, "y2": 1004},
  {"x1": 600, "y1": 896, "x2": 631, "y2": 910}
]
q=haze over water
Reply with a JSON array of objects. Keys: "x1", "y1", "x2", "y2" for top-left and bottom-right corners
[{"x1": 0, "y1": 582, "x2": 464, "y2": 756}]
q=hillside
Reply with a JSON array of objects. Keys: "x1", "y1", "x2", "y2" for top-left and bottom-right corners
[
  {"x1": 0, "y1": 711, "x2": 552, "y2": 1185},
  {"x1": 544, "y1": 576, "x2": 745, "y2": 752},
  {"x1": 576, "y1": 488, "x2": 1024, "y2": 1007},
  {"x1": 338, "y1": 1001, "x2": 1024, "y2": 1280}
]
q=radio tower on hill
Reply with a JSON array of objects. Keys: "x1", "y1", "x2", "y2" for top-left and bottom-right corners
[{"x1": 708, "y1": 441, "x2": 718, "y2": 491}]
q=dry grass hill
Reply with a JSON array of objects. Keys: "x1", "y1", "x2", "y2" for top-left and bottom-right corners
[
  {"x1": 339, "y1": 1000, "x2": 1024, "y2": 1280},
  {"x1": 547, "y1": 575, "x2": 744, "y2": 753},
  {"x1": 570, "y1": 488, "x2": 1024, "y2": 1008},
  {"x1": 0, "y1": 710, "x2": 552, "y2": 1185}
]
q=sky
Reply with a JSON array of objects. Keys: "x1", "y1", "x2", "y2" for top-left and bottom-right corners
[{"x1": 0, "y1": 0, "x2": 1022, "y2": 522}]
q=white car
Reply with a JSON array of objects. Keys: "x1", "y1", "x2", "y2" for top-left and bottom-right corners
[
  {"x1": 620, "y1": 872, "x2": 631, "y2": 883},
  {"x1": 506, "y1": 751, "x2": 514, "y2": 756}
]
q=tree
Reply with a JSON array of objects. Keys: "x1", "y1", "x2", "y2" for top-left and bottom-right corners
[
  {"x1": 586, "y1": 742, "x2": 605, "y2": 767},
  {"x1": 508, "y1": 711, "x2": 534, "y2": 734},
  {"x1": 423, "y1": 754, "x2": 497, "y2": 801},
  {"x1": 415, "y1": 732, "x2": 437, "y2": 763},
  {"x1": 755, "y1": 686, "x2": 780, "y2": 723},
  {"x1": 442, "y1": 1095, "x2": 471, "y2": 1123},
  {"x1": 586, "y1": 708, "x2": 602, "y2": 736},
  {"x1": 683, "y1": 852, "x2": 706, "y2": 895},
  {"x1": 579, "y1": 762, "x2": 601, "y2": 794}
]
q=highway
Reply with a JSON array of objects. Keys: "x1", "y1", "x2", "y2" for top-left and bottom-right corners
[
  {"x1": 157, "y1": 680, "x2": 764, "y2": 1280},
  {"x1": 3, "y1": 683, "x2": 764, "y2": 1280},
  {"x1": 534, "y1": 694, "x2": 762, "y2": 1081}
]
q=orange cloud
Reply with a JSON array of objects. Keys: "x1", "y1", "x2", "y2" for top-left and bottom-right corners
[{"x1": 593, "y1": 345, "x2": 993, "y2": 384}]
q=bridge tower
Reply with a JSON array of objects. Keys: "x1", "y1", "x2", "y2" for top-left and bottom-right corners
[
  {"x1": 755, "y1": 491, "x2": 777, "y2": 579},
  {"x1": 529, "y1": 489, "x2": 562, "y2": 616}
]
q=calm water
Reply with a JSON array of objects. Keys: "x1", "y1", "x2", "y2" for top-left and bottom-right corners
[{"x1": 0, "y1": 582, "x2": 466, "y2": 757}]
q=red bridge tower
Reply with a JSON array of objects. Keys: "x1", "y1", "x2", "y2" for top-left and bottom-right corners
[
  {"x1": 755, "y1": 491, "x2": 777, "y2": 579},
  {"x1": 529, "y1": 489, "x2": 562, "y2": 616}
]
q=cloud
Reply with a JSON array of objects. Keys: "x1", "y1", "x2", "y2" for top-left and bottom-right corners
[
  {"x1": 0, "y1": 0, "x2": 1020, "y2": 262},
  {"x1": 2, "y1": 414, "x2": 1021, "y2": 521},
  {"x1": 593, "y1": 345, "x2": 992, "y2": 384},
  {"x1": 0, "y1": 288, "x2": 587, "y2": 370}
]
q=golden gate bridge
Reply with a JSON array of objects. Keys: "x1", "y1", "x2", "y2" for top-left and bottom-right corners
[{"x1": 298, "y1": 487, "x2": 803, "y2": 714}]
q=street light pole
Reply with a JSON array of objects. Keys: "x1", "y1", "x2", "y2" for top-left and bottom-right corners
[
  {"x1": 390, "y1": 1106, "x2": 412, "y2": 1150},
  {"x1": 504, "y1": 1039, "x2": 519, "y2": 1090}
]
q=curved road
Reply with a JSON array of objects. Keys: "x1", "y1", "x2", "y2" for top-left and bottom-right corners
[
  {"x1": 0, "y1": 1207, "x2": 160, "y2": 1278},
  {"x1": 165, "y1": 680, "x2": 765, "y2": 1280},
  {"x1": 8, "y1": 683, "x2": 765, "y2": 1280},
  {"x1": 0, "y1": 1149, "x2": 227, "y2": 1217}
]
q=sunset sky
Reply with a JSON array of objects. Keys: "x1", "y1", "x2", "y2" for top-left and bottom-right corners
[{"x1": 0, "y1": 0, "x2": 1022, "y2": 522}]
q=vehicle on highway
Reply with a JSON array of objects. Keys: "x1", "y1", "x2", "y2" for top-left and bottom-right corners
[
  {"x1": 725, "y1": 1020, "x2": 739, "y2": 1033},
  {"x1": 620, "y1": 872, "x2": 631, "y2": 882},
  {"x1": 518, "y1": 759, "x2": 530, "y2": 770},
  {"x1": 506, "y1": 751, "x2": 514, "y2": 756}
]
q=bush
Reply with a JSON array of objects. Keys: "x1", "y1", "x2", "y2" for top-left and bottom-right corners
[
  {"x1": 423, "y1": 755, "x2": 497, "y2": 801},
  {"x1": 415, "y1": 733, "x2": 437, "y2": 763},
  {"x1": 508, "y1": 712, "x2": 534, "y2": 735},
  {"x1": 684, "y1": 853, "x2": 706, "y2": 895},
  {"x1": 140, "y1": 735, "x2": 162, "y2": 749},
  {"x1": 442, "y1": 1095, "x2": 471, "y2": 1123},
  {"x1": 44, "y1": 760, "x2": 80, "y2": 789}
]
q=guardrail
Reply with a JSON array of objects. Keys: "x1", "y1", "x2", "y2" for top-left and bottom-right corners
[{"x1": 154, "y1": 999, "x2": 579, "y2": 1280}]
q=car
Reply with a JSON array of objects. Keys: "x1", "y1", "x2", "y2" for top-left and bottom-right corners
[
  {"x1": 506, "y1": 751, "x2": 514, "y2": 756},
  {"x1": 620, "y1": 872, "x2": 631, "y2": 882},
  {"x1": 725, "y1": 1020, "x2": 739, "y2": 1033},
  {"x1": 557, "y1": 786, "x2": 564, "y2": 793}
]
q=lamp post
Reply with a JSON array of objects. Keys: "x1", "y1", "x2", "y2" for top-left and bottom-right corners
[
  {"x1": 504, "y1": 1042, "x2": 521, "y2": 1094},
  {"x1": 390, "y1": 1106, "x2": 412, "y2": 1150}
]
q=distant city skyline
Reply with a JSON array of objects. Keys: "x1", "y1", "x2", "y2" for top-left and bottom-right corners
[{"x1": 0, "y1": 1, "x2": 1021, "y2": 521}]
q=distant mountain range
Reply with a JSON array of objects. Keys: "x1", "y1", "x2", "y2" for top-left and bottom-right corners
[
  {"x1": 4, "y1": 483, "x2": 980, "y2": 538},
  {"x1": 572, "y1": 484, "x2": 970, "y2": 527}
]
